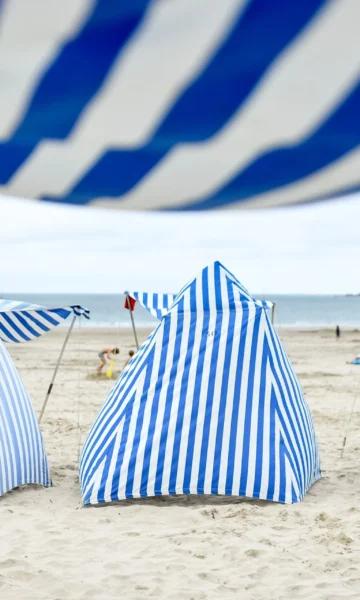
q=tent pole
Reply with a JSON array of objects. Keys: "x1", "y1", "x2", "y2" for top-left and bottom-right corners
[
  {"x1": 39, "y1": 315, "x2": 76, "y2": 423},
  {"x1": 126, "y1": 293, "x2": 139, "y2": 350},
  {"x1": 271, "y1": 302, "x2": 276, "y2": 325}
]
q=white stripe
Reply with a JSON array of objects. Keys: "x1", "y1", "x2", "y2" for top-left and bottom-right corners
[
  {"x1": 0, "y1": 0, "x2": 92, "y2": 139},
  {"x1": 10, "y1": 0, "x2": 246, "y2": 198},
  {"x1": 110, "y1": 0, "x2": 360, "y2": 210}
]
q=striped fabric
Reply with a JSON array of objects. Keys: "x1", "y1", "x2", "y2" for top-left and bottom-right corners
[
  {"x1": 0, "y1": 299, "x2": 90, "y2": 344},
  {"x1": 0, "y1": 1, "x2": 359, "y2": 209},
  {"x1": 80, "y1": 261, "x2": 320, "y2": 505},
  {"x1": 127, "y1": 292, "x2": 177, "y2": 320},
  {"x1": 128, "y1": 291, "x2": 272, "y2": 321},
  {"x1": 0, "y1": 339, "x2": 50, "y2": 496}
]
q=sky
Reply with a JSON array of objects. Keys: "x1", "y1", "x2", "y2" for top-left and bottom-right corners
[{"x1": 0, "y1": 193, "x2": 359, "y2": 295}]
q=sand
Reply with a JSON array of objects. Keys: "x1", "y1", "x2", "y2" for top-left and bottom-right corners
[{"x1": 1, "y1": 326, "x2": 359, "y2": 600}]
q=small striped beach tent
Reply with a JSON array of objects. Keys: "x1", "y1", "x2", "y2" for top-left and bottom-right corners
[
  {"x1": 0, "y1": 339, "x2": 50, "y2": 496},
  {"x1": 0, "y1": 299, "x2": 89, "y2": 496},
  {"x1": 80, "y1": 262, "x2": 320, "y2": 505}
]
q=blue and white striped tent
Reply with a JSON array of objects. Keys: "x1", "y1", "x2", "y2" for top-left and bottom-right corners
[
  {"x1": 0, "y1": 299, "x2": 90, "y2": 344},
  {"x1": 0, "y1": 1, "x2": 359, "y2": 209},
  {"x1": 80, "y1": 262, "x2": 320, "y2": 505},
  {"x1": 127, "y1": 291, "x2": 272, "y2": 321},
  {"x1": 0, "y1": 339, "x2": 50, "y2": 496},
  {"x1": 0, "y1": 298, "x2": 89, "y2": 496}
]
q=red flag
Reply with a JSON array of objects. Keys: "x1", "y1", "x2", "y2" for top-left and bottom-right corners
[{"x1": 124, "y1": 295, "x2": 136, "y2": 311}]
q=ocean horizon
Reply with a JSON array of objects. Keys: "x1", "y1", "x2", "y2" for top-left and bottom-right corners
[{"x1": 2, "y1": 293, "x2": 360, "y2": 329}]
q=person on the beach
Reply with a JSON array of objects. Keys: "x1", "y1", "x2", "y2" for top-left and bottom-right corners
[
  {"x1": 97, "y1": 347, "x2": 119, "y2": 374},
  {"x1": 336, "y1": 325, "x2": 340, "y2": 338},
  {"x1": 124, "y1": 349, "x2": 135, "y2": 369}
]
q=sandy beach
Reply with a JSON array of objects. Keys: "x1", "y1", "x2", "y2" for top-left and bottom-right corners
[{"x1": 1, "y1": 326, "x2": 359, "y2": 600}]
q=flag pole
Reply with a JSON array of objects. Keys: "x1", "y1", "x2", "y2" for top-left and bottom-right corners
[
  {"x1": 271, "y1": 302, "x2": 276, "y2": 325},
  {"x1": 39, "y1": 315, "x2": 76, "y2": 423},
  {"x1": 126, "y1": 293, "x2": 139, "y2": 350}
]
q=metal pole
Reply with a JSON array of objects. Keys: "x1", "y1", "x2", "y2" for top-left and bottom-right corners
[
  {"x1": 271, "y1": 302, "x2": 276, "y2": 325},
  {"x1": 126, "y1": 293, "x2": 139, "y2": 349},
  {"x1": 39, "y1": 315, "x2": 76, "y2": 423}
]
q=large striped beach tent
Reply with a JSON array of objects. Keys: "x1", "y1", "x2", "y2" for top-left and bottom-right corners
[
  {"x1": 80, "y1": 262, "x2": 320, "y2": 505},
  {"x1": 0, "y1": 1, "x2": 359, "y2": 209},
  {"x1": 0, "y1": 299, "x2": 89, "y2": 344},
  {"x1": 0, "y1": 339, "x2": 50, "y2": 496}
]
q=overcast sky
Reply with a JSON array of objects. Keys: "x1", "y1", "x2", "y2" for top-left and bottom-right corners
[{"x1": 1, "y1": 194, "x2": 359, "y2": 295}]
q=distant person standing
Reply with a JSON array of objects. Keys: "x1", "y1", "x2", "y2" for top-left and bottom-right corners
[
  {"x1": 124, "y1": 349, "x2": 135, "y2": 369},
  {"x1": 336, "y1": 325, "x2": 340, "y2": 338}
]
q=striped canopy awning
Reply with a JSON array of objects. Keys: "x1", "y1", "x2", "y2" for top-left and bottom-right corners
[
  {"x1": 126, "y1": 292, "x2": 177, "y2": 320},
  {"x1": 0, "y1": 299, "x2": 90, "y2": 344},
  {"x1": 0, "y1": 1, "x2": 358, "y2": 209},
  {"x1": 127, "y1": 291, "x2": 272, "y2": 320}
]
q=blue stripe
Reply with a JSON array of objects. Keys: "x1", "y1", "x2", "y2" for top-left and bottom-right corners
[
  {"x1": 48, "y1": 0, "x2": 326, "y2": 204},
  {"x1": 0, "y1": 0, "x2": 151, "y2": 183},
  {"x1": 185, "y1": 80, "x2": 360, "y2": 209}
]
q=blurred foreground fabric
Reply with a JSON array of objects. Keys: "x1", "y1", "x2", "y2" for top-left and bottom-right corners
[{"x1": 0, "y1": 0, "x2": 359, "y2": 209}]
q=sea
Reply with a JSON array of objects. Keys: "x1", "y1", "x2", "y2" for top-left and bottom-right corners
[{"x1": 6, "y1": 293, "x2": 360, "y2": 329}]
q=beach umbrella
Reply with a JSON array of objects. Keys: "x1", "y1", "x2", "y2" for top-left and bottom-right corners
[
  {"x1": 0, "y1": 1, "x2": 358, "y2": 209},
  {"x1": 80, "y1": 262, "x2": 320, "y2": 505},
  {"x1": 0, "y1": 299, "x2": 90, "y2": 420}
]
